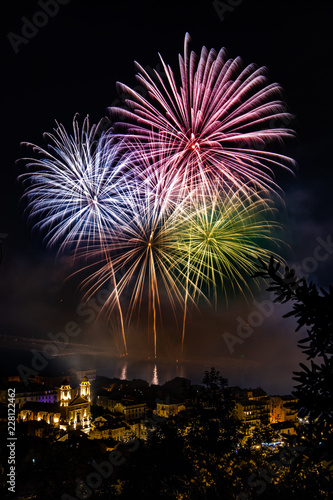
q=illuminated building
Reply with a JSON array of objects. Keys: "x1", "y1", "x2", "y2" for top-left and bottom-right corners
[
  {"x1": 96, "y1": 392, "x2": 146, "y2": 419},
  {"x1": 155, "y1": 401, "x2": 186, "y2": 418},
  {"x1": 270, "y1": 395, "x2": 298, "y2": 424},
  {"x1": 89, "y1": 415, "x2": 147, "y2": 441},
  {"x1": 80, "y1": 376, "x2": 91, "y2": 401},
  {"x1": 0, "y1": 383, "x2": 57, "y2": 408},
  {"x1": 113, "y1": 398, "x2": 146, "y2": 420},
  {"x1": 17, "y1": 376, "x2": 91, "y2": 431},
  {"x1": 231, "y1": 387, "x2": 270, "y2": 431},
  {"x1": 59, "y1": 380, "x2": 72, "y2": 406}
]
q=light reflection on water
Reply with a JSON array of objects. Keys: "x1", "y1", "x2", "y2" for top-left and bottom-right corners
[
  {"x1": 110, "y1": 358, "x2": 207, "y2": 386},
  {"x1": 151, "y1": 364, "x2": 159, "y2": 385},
  {"x1": 103, "y1": 356, "x2": 266, "y2": 390},
  {"x1": 120, "y1": 361, "x2": 127, "y2": 380},
  {"x1": 1, "y1": 346, "x2": 295, "y2": 394}
]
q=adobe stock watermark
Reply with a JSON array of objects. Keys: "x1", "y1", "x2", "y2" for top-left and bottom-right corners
[
  {"x1": 7, "y1": 0, "x2": 71, "y2": 54},
  {"x1": 61, "y1": 444, "x2": 139, "y2": 500},
  {"x1": 223, "y1": 234, "x2": 333, "y2": 354},
  {"x1": 236, "y1": 438, "x2": 307, "y2": 499},
  {"x1": 17, "y1": 284, "x2": 114, "y2": 385},
  {"x1": 143, "y1": 396, "x2": 170, "y2": 431},
  {"x1": 213, "y1": 0, "x2": 244, "y2": 23}
]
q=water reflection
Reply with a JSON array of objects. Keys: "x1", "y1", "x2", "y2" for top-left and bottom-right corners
[
  {"x1": 120, "y1": 361, "x2": 127, "y2": 380},
  {"x1": 151, "y1": 364, "x2": 159, "y2": 385}
]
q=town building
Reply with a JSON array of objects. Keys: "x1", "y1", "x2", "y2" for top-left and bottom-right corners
[
  {"x1": 114, "y1": 397, "x2": 146, "y2": 420},
  {"x1": 270, "y1": 395, "x2": 298, "y2": 424},
  {"x1": 89, "y1": 414, "x2": 147, "y2": 442},
  {"x1": 0, "y1": 383, "x2": 58, "y2": 409},
  {"x1": 18, "y1": 377, "x2": 91, "y2": 431},
  {"x1": 155, "y1": 400, "x2": 186, "y2": 418},
  {"x1": 96, "y1": 391, "x2": 146, "y2": 420},
  {"x1": 233, "y1": 399, "x2": 270, "y2": 428},
  {"x1": 271, "y1": 420, "x2": 297, "y2": 436},
  {"x1": 231, "y1": 387, "x2": 270, "y2": 430}
]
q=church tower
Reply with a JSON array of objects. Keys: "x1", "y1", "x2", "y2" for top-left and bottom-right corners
[
  {"x1": 79, "y1": 376, "x2": 91, "y2": 401},
  {"x1": 59, "y1": 380, "x2": 71, "y2": 407}
]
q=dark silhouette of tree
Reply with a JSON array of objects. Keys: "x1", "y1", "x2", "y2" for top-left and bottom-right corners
[
  {"x1": 253, "y1": 257, "x2": 333, "y2": 437},
  {"x1": 201, "y1": 366, "x2": 228, "y2": 410},
  {"x1": 114, "y1": 368, "x2": 247, "y2": 499}
]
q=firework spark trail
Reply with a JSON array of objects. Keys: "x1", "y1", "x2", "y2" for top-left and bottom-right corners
[
  {"x1": 78, "y1": 177, "x2": 203, "y2": 358},
  {"x1": 110, "y1": 33, "x2": 296, "y2": 199},
  {"x1": 128, "y1": 132, "x2": 199, "y2": 211},
  {"x1": 19, "y1": 115, "x2": 131, "y2": 353},
  {"x1": 170, "y1": 189, "x2": 284, "y2": 353},
  {"x1": 175, "y1": 192, "x2": 283, "y2": 302},
  {"x1": 77, "y1": 183, "x2": 283, "y2": 357},
  {"x1": 19, "y1": 115, "x2": 130, "y2": 252}
]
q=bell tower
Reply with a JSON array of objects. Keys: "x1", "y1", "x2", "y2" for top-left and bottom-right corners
[
  {"x1": 80, "y1": 376, "x2": 91, "y2": 401},
  {"x1": 59, "y1": 380, "x2": 71, "y2": 407}
]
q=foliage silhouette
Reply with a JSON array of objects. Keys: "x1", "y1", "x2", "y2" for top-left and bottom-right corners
[{"x1": 253, "y1": 257, "x2": 333, "y2": 433}]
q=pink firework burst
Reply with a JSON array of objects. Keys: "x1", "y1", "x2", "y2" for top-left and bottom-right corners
[{"x1": 109, "y1": 33, "x2": 295, "y2": 197}]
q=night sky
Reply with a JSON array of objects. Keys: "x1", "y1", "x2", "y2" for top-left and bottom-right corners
[{"x1": 1, "y1": 0, "x2": 332, "y2": 393}]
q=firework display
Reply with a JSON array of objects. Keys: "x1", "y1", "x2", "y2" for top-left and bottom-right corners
[
  {"x1": 19, "y1": 34, "x2": 294, "y2": 357},
  {"x1": 110, "y1": 32, "x2": 295, "y2": 198},
  {"x1": 20, "y1": 115, "x2": 131, "y2": 253},
  {"x1": 20, "y1": 115, "x2": 132, "y2": 353}
]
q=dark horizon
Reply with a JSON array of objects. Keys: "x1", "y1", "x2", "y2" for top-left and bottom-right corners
[{"x1": 0, "y1": 342, "x2": 300, "y2": 396}]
